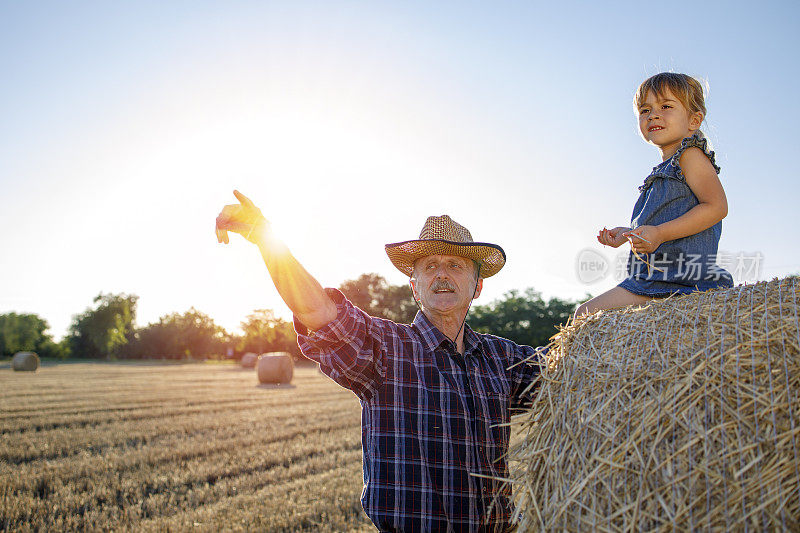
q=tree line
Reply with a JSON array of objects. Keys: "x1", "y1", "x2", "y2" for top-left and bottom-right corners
[{"x1": 0, "y1": 274, "x2": 582, "y2": 360}]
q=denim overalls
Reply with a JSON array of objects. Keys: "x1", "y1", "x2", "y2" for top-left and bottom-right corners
[{"x1": 618, "y1": 133, "x2": 734, "y2": 296}]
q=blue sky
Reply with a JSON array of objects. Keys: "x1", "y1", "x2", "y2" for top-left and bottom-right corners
[{"x1": 1, "y1": 1, "x2": 798, "y2": 339}]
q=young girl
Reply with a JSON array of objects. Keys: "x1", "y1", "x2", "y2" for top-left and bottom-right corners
[{"x1": 575, "y1": 72, "x2": 733, "y2": 318}]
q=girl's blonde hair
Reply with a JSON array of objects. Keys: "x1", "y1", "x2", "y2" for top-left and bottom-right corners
[{"x1": 635, "y1": 73, "x2": 708, "y2": 131}]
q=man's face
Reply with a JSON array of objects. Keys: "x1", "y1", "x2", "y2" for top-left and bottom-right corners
[{"x1": 410, "y1": 255, "x2": 483, "y2": 317}]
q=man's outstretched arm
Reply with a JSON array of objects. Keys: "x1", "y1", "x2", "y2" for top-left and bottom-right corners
[{"x1": 215, "y1": 190, "x2": 337, "y2": 330}]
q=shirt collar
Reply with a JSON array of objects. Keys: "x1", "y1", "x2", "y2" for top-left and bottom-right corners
[
  {"x1": 412, "y1": 311, "x2": 485, "y2": 358},
  {"x1": 462, "y1": 324, "x2": 483, "y2": 357}
]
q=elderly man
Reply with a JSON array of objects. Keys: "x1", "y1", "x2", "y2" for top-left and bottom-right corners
[{"x1": 216, "y1": 191, "x2": 542, "y2": 532}]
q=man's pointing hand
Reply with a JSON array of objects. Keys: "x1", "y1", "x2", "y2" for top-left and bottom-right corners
[{"x1": 215, "y1": 190, "x2": 269, "y2": 245}]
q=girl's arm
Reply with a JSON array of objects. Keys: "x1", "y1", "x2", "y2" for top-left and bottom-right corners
[{"x1": 625, "y1": 147, "x2": 728, "y2": 253}]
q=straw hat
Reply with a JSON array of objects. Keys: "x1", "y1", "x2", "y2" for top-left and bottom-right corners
[{"x1": 385, "y1": 215, "x2": 506, "y2": 278}]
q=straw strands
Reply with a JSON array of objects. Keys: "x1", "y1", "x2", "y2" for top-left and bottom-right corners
[
  {"x1": 510, "y1": 277, "x2": 800, "y2": 532},
  {"x1": 0, "y1": 364, "x2": 369, "y2": 531}
]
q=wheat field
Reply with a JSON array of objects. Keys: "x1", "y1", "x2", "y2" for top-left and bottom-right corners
[{"x1": 0, "y1": 361, "x2": 373, "y2": 532}]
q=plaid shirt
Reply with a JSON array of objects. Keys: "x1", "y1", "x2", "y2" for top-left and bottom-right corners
[{"x1": 295, "y1": 289, "x2": 542, "y2": 532}]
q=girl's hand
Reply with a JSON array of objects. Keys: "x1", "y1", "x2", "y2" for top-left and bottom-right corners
[
  {"x1": 597, "y1": 226, "x2": 631, "y2": 248},
  {"x1": 623, "y1": 226, "x2": 663, "y2": 254}
]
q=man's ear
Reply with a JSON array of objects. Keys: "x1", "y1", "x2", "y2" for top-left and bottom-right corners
[
  {"x1": 473, "y1": 278, "x2": 483, "y2": 300},
  {"x1": 409, "y1": 277, "x2": 420, "y2": 302}
]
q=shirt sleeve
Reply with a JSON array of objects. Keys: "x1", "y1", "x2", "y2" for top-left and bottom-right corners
[
  {"x1": 293, "y1": 288, "x2": 387, "y2": 400},
  {"x1": 507, "y1": 343, "x2": 546, "y2": 411}
]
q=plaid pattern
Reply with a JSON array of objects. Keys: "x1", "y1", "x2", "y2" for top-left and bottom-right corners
[{"x1": 295, "y1": 289, "x2": 542, "y2": 532}]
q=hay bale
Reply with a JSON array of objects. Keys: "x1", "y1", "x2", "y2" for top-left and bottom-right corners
[
  {"x1": 511, "y1": 277, "x2": 800, "y2": 531},
  {"x1": 12, "y1": 351, "x2": 39, "y2": 372},
  {"x1": 257, "y1": 352, "x2": 293, "y2": 384},
  {"x1": 240, "y1": 352, "x2": 258, "y2": 369}
]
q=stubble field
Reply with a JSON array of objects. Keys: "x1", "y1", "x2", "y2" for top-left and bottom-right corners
[{"x1": 0, "y1": 361, "x2": 373, "y2": 532}]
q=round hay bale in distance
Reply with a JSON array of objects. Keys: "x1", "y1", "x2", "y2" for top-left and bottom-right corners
[
  {"x1": 12, "y1": 351, "x2": 39, "y2": 372},
  {"x1": 257, "y1": 352, "x2": 293, "y2": 384},
  {"x1": 511, "y1": 277, "x2": 800, "y2": 531},
  {"x1": 240, "y1": 352, "x2": 258, "y2": 369}
]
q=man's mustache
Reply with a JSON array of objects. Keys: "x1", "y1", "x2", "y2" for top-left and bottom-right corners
[{"x1": 431, "y1": 280, "x2": 456, "y2": 292}]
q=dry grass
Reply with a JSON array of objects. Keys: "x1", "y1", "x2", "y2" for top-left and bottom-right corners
[
  {"x1": 510, "y1": 277, "x2": 800, "y2": 532},
  {"x1": 0, "y1": 362, "x2": 372, "y2": 532}
]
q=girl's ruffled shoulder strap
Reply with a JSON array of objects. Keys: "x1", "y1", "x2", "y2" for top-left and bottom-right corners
[{"x1": 672, "y1": 133, "x2": 721, "y2": 180}]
